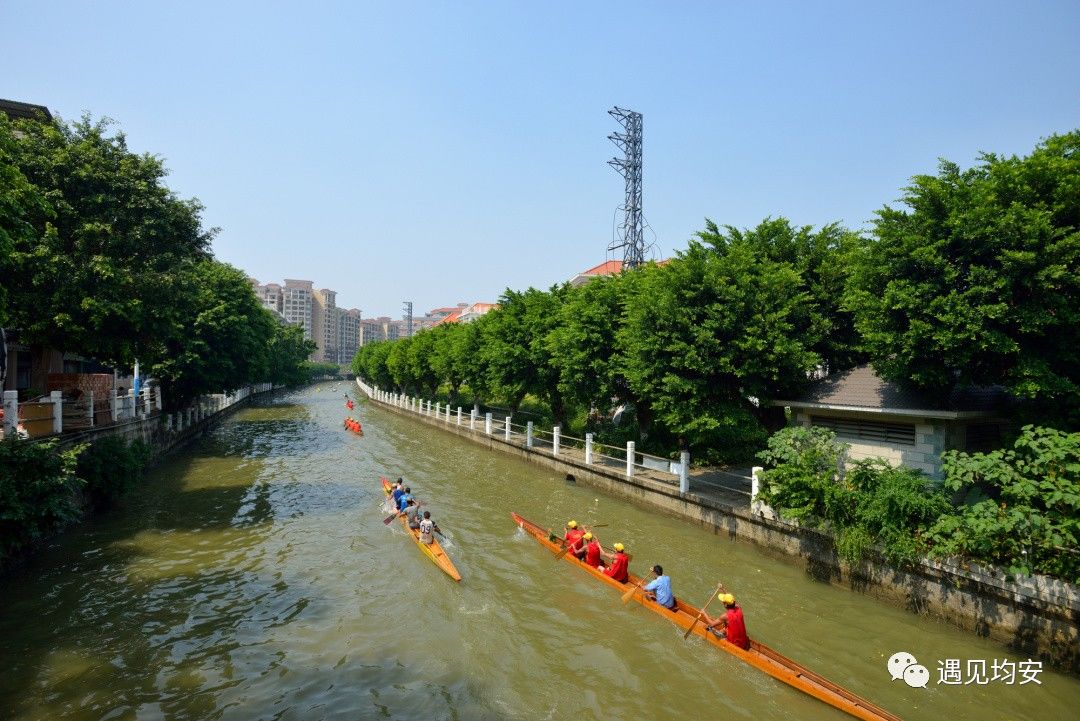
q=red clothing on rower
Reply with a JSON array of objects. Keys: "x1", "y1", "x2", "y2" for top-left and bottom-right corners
[
  {"x1": 724, "y1": 606, "x2": 750, "y2": 650},
  {"x1": 583, "y1": 540, "x2": 602, "y2": 568},
  {"x1": 564, "y1": 529, "x2": 585, "y2": 555},
  {"x1": 603, "y1": 551, "x2": 630, "y2": 582}
]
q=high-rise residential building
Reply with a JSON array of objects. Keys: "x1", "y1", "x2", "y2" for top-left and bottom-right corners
[
  {"x1": 281, "y1": 279, "x2": 314, "y2": 341},
  {"x1": 338, "y1": 308, "x2": 362, "y2": 364},
  {"x1": 312, "y1": 288, "x2": 339, "y2": 364}
]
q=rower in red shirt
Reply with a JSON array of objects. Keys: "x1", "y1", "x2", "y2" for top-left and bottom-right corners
[
  {"x1": 564, "y1": 520, "x2": 585, "y2": 558},
  {"x1": 703, "y1": 592, "x2": 750, "y2": 650},
  {"x1": 581, "y1": 532, "x2": 603, "y2": 568},
  {"x1": 601, "y1": 542, "x2": 630, "y2": 582}
]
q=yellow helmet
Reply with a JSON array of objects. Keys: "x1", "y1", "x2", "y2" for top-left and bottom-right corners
[
  {"x1": 567, "y1": 520, "x2": 578, "y2": 529},
  {"x1": 719, "y1": 593, "x2": 736, "y2": 605},
  {"x1": 613, "y1": 543, "x2": 625, "y2": 552},
  {"x1": 583, "y1": 532, "x2": 593, "y2": 540}
]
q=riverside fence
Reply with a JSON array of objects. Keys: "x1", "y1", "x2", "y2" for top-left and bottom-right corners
[
  {"x1": 356, "y1": 380, "x2": 694, "y2": 493},
  {"x1": 1, "y1": 383, "x2": 276, "y2": 441}
]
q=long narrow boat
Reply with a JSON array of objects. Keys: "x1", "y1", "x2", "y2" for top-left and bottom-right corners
[
  {"x1": 382, "y1": 478, "x2": 461, "y2": 582},
  {"x1": 511, "y1": 512, "x2": 902, "y2": 721}
]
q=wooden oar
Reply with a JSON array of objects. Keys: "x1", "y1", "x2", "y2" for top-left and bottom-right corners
[
  {"x1": 683, "y1": 583, "x2": 725, "y2": 639},
  {"x1": 621, "y1": 573, "x2": 652, "y2": 604}
]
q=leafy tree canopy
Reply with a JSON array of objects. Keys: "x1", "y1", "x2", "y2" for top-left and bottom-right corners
[
  {"x1": 3, "y1": 114, "x2": 212, "y2": 367},
  {"x1": 846, "y1": 130, "x2": 1080, "y2": 424}
]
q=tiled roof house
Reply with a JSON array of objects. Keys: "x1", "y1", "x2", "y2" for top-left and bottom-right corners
[{"x1": 772, "y1": 365, "x2": 1010, "y2": 479}]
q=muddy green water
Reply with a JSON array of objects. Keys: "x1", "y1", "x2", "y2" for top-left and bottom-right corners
[{"x1": 1, "y1": 383, "x2": 1077, "y2": 721}]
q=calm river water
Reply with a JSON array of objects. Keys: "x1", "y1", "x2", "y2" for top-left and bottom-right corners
[{"x1": 1, "y1": 383, "x2": 1077, "y2": 721}]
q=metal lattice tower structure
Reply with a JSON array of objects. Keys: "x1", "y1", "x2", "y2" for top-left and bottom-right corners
[
  {"x1": 607, "y1": 106, "x2": 645, "y2": 269},
  {"x1": 403, "y1": 301, "x2": 413, "y2": 338}
]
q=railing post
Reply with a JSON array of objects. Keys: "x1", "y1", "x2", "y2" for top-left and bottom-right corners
[
  {"x1": 484, "y1": 412, "x2": 492, "y2": 435},
  {"x1": 446, "y1": 403, "x2": 451, "y2": 422},
  {"x1": 50, "y1": 390, "x2": 63, "y2": 434},
  {"x1": 626, "y1": 441, "x2": 635, "y2": 479},
  {"x1": 2, "y1": 390, "x2": 18, "y2": 436},
  {"x1": 504, "y1": 416, "x2": 511, "y2": 441},
  {"x1": 165, "y1": 413, "x2": 173, "y2": 431},
  {"x1": 470, "y1": 409, "x2": 477, "y2": 430},
  {"x1": 585, "y1": 433, "x2": 593, "y2": 464},
  {"x1": 751, "y1": 466, "x2": 763, "y2": 502},
  {"x1": 457, "y1": 406, "x2": 462, "y2": 425},
  {"x1": 527, "y1": 421, "x2": 534, "y2": 448},
  {"x1": 680, "y1": 450, "x2": 691, "y2": 494},
  {"x1": 435, "y1": 401, "x2": 440, "y2": 418},
  {"x1": 110, "y1": 389, "x2": 120, "y2": 422},
  {"x1": 553, "y1": 425, "x2": 560, "y2": 456},
  {"x1": 127, "y1": 389, "x2": 136, "y2": 420}
]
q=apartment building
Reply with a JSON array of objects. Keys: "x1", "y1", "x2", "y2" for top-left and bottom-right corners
[
  {"x1": 312, "y1": 288, "x2": 339, "y2": 364},
  {"x1": 281, "y1": 279, "x2": 314, "y2": 341},
  {"x1": 338, "y1": 308, "x2": 362, "y2": 364}
]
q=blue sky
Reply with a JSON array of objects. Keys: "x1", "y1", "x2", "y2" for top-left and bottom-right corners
[{"x1": 4, "y1": 1, "x2": 1079, "y2": 317}]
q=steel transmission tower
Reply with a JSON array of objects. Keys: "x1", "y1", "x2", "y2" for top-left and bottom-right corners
[
  {"x1": 403, "y1": 301, "x2": 413, "y2": 338},
  {"x1": 607, "y1": 106, "x2": 645, "y2": 269}
]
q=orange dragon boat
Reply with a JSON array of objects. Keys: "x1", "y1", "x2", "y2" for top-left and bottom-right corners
[
  {"x1": 511, "y1": 512, "x2": 902, "y2": 721},
  {"x1": 383, "y1": 478, "x2": 461, "y2": 582}
]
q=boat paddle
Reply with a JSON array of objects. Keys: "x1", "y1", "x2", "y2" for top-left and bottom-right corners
[
  {"x1": 621, "y1": 572, "x2": 652, "y2": 604},
  {"x1": 682, "y1": 582, "x2": 725, "y2": 640}
]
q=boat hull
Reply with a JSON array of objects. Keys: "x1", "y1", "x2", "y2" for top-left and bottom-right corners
[
  {"x1": 511, "y1": 512, "x2": 901, "y2": 721},
  {"x1": 383, "y1": 478, "x2": 461, "y2": 582}
]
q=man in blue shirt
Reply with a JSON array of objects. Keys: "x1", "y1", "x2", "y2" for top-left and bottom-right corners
[
  {"x1": 397, "y1": 486, "x2": 413, "y2": 513},
  {"x1": 643, "y1": 565, "x2": 676, "y2": 610}
]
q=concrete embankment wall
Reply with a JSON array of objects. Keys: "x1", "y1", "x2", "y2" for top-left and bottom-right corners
[{"x1": 360, "y1": 383, "x2": 1079, "y2": 672}]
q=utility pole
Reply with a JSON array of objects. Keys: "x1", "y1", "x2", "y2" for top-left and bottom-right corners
[{"x1": 607, "y1": 106, "x2": 645, "y2": 269}]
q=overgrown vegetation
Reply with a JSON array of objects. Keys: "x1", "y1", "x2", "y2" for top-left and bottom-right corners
[
  {"x1": 757, "y1": 427, "x2": 950, "y2": 566},
  {"x1": 926, "y1": 426, "x2": 1080, "y2": 583},
  {"x1": 757, "y1": 426, "x2": 1080, "y2": 583},
  {"x1": 76, "y1": 436, "x2": 151, "y2": 508},
  {"x1": 0, "y1": 438, "x2": 83, "y2": 562}
]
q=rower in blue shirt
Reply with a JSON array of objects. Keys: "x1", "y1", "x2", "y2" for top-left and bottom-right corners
[
  {"x1": 643, "y1": 565, "x2": 677, "y2": 610},
  {"x1": 397, "y1": 486, "x2": 413, "y2": 513}
]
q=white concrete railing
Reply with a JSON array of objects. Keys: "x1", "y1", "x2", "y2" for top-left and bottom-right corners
[
  {"x1": 2, "y1": 381, "x2": 278, "y2": 440},
  {"x1": 354, "y1": 379, "x2": 691, "y2": 492}
]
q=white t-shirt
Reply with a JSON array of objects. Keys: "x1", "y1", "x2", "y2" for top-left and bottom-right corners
[{"x1": 419, "y1": 518, "x2": 434, "y2": 544}]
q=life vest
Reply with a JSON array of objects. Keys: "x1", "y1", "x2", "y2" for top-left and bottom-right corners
[{"x1": 724, "y1": 606, "x2": 750, "y2": 650}]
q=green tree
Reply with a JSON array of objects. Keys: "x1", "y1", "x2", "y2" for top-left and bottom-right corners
[
  {"x1": 698, "y1": 217, "x2": 866, "y2": 375},
  {"x1": 268, "y1": 324, "x2": 318, "y2": 386},
  {"x1": 151, "y1": 259, "x2": 276, "y2": 407},
  {"x1": 0, "y1": 116, "x2": 49, "y2": 327},
  {"x1": 406, "y1": 329, "x2": 440, "y2": 396},
  {"x1": 352, "y1": 341, "x2": 394, "y2": 390},
  {"x1": 846, "y1": 131, "x2": 1080, "y2": 425},
  {"x1": 548, "y1": 274, "x2": 627, "y2": 415},
  {"x1": 482, "y1": 286, "x2": 570, "y2": 423},
  {"x1": 619, "y1": 243, "x2": 818, "y2": 461},
  {"x1": 385, "y1": 336, "x2": 415, "y2": 393},
  {"x1": 4, "y1": 115, "x2": 212, "y2": 375}
]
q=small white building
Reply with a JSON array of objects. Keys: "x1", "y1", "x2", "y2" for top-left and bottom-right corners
[{"x1": 773, "y1": 365, "x2": 1010, "y2": 479}]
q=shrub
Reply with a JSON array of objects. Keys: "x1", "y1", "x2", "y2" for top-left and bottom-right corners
[
  {"x1": 76, "y1": 436, "x2": 151, "y2": 508},
  {"x1": 0, "y1": 438, "x2": 84, "y2": 561},
  {"x1": 926, "y1": 425, "x2": 1080, "y2": 582}
]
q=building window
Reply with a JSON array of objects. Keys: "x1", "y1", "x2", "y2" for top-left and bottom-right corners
[{"x1": 810, "y1": 415, "x2": 917, "y2": 446}]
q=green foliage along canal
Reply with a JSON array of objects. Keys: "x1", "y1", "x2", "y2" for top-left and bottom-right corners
[{"x1": 1, "y1": 384, "x2": 1077, "y2": 720}]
